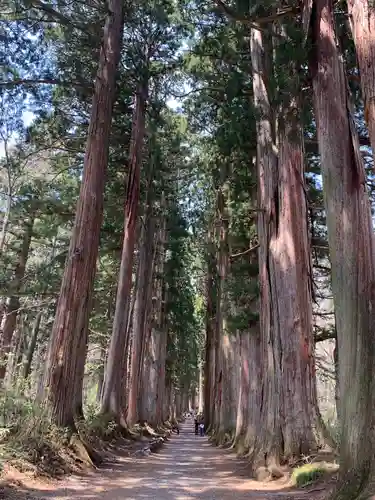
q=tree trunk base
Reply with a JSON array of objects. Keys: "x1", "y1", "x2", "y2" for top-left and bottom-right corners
[
  {"x1": 329, "y1": 470, "x2": 375, "y2": 500},
  {"x1": 233, "y1": 434, "x2": 249, "y2": 456},
  {"x1": 211, "y1": 428, "x2": 235, "y2": 447},
  {"x1": 69, "y1": 434, "x2": 102, "y2": 467},
  {"x1": 249, "y1": 445, "x2": 289, "y2": 482}
]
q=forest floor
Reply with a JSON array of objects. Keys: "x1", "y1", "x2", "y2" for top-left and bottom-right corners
[{"x1": 1, "y1": 420, "x2": 337, "y2": 500}]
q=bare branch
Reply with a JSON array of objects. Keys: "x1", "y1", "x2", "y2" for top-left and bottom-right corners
[{"x1": 230, "y1": 244, "x2": 259, "y2": 259}]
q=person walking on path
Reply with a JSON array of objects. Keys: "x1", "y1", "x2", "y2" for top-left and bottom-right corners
[{"x1": 199, "y1": 422, "x2": 205, "y2": 436}]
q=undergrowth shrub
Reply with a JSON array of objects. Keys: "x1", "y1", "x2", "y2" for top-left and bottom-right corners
[
  {"x1": 0, "y1": 389, "x2": 80, "y2": 476},
  {"x1": 0, "y1": 389, "x2": 37, "y2": 429},
  {"x1": 292, "y1": 463, "x2": 332, "y2": 487},
  {"x1": 79, "y1": 411, "x2": 119, "y2": 443}
]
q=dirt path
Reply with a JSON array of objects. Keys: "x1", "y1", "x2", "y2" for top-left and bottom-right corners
[{"x1": 8, "y1": 420, "x2": 330, "y2": 500}]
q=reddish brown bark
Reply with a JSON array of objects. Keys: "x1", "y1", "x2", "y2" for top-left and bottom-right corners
[
  {"x1": 204, "y1": 226, "x2": 216, "y2": 431},
  {"x1": 214, "y1": 168, "x2": 239, "y2": 442},
  {"x1": 250, "y1": 26, "x2": 322, "y2": 471},
  {"x1": 211, "y1": 180, "x2": 228, "y2": 436},
  {"x1": 309, "y1": 0, "x2": 375, "y2": 496},
  {"x1": 347, "y1": 0, "x2": 375, "y2": 165},
  {"x1": 234, "y1": 191, "x2": 261, "y2": 455},
  {"x1": 73, "y1": 324, "x2": 89, "y2": 420},
  {"x1": 0, "y1": 216, "x2": 34, "y2": 382},
  {"x1": 141, "y1": 204, "x2": 167, "y2": 427},
  {"x1": 234, "y1": 330, "x2": 262, "y2": 455},
  {"x1": 100, "y1": 81, "x2": 148, "y2": 421},
  {"x1": 44, "y1": 0, "x2": 124, "y2": 427},
  {"x1": 128, "y1": 204, "x2": 155, "y2": 425},
  {"x1": 250, "y1": 27, "x2": 280, "y2": 469},
  {"x1": 273, "y1": 110, "x2": 320, "y2": 458}
]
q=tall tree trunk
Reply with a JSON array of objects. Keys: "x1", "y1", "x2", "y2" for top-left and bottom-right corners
[
  {"x1": 73, "y1": 325, "x2": 89, "y2": 420},
  {"x1": 157, "y1": 283, "x2": 168, "y2": 425},
  {"x1": 0, "y1": 140, "x2": 12, "y2": 255},
  {"x1": 308, "y1": 0, "x2": 375, "y2": 496},
  {"x1": 347, "y1": 0, "x2": 375, "y2": 164},
  {"x1": 164, "y1": 373, "x2": 172, "y2": 422},
  {"x1": 204, "y1": 225, "x2": 216, "y2": 431},
  {"x1": 234, "y1": 189, "x2": 260, "y2": 455},
  {"x1": 23, "y1": 311, "x2": 42, "y2": 379},
  {"x1": 234, "y1": 329, "x2": 262, "y2": 456},
  {"x1": 218, "y1": 330, "x2": 239, "y2": 443},
  {"x1": 212, "y1": 189, "x2": 224, "y2": 434},
  {"x1": 235, "y1": 332, "x2": 250, "y2": 453},
  {"x1": 274, "y1": 105, "x2": 321, "y2": 458},
  {"x1": 8, "y1": 319, "x2": 24, "y2": 387},
  {"x1": 101, "y1": 81, "x2": 148, "y2": 421},
  {"x1": 128, "y1": 204, "x2": 155, "y2": 425},
  {"x1": 141, "y1": 204, "x2": 167, "y2": 427},
  {"x1": 97, "y1": 290, "x2": 114, "y2": 402},
  {"x1": 250, "y1": 26, "x2": 322, "y2": 471},
  {"x1": 0, "y1": 216, "x2": 34, "y2": 382},
  {"x1": 215, "y1": 164, "x2": 237, "y2": 443},
  {"x1": 44, "y1": 0, "x2": 124, "y2": 428},
  {"x1": 198, "y1": 360, "x2": 204, "y2": 414},
  {"x1": 333, "y1": 325, "x2": 339, "y2": 421}
]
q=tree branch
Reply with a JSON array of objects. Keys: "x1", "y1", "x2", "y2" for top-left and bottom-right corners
[
  {"x1": 230, "y1": 244, "x2": 259, "y2": 259},
  {"x1": 29, "y1": 0, "x2": 98, "y2": 35},
  {"x1": 212, "y1": 0, "x2": 297, "y2": 28},
  {"x1": 0, "y1": 78, "x2": 92, "y2": 89},
  {"x1": 305, "y1": 135, "x2": 370, "y2": 154}
]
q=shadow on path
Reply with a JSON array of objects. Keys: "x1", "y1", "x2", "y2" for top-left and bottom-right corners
[{"x1": 15, "y1": 421, "x2": 328, "y2": 500}]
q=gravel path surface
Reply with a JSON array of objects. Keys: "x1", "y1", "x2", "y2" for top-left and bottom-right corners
[{"x1": 9, "y1": 421, "x2": 330, "y2": 500}]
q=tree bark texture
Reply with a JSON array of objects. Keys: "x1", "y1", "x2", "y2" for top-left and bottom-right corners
[
  {"x1": 141, "y1": 205, "x2": 167, "y2": 426},
  {"x1": 128, "y1": 204, "x2": 155, "y2": 425},
  {"x1": 100, "y1": 80, "x2": 148, "y2": 421},
  {"x1": 44, "y1": 0, "x2": 124, "y2": 427},
  {"x1": 347, "y1": 0, "x2": 375, "y2": 166},
  {"x1": 234, "y1": 329, "x2": 261, "y2": 455},
  {"x1": 309, "y1": 0, "x2": 375, "y2": 496},
  {"x1": 0, "y1": 216, "x2": 34, "y2": 382},
  {"x1": 204, "y1": 226, "x2": 216, "y2": 431},
  {"x1": 214, "y1": 167, "x2": 240, "y2": 442},
  {"x1": 251, "y1": 26, "x2": 321, "y2": 470}
]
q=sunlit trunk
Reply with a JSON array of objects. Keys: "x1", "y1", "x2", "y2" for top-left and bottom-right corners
[
  {"x1": 100, "y1": 80, "x2": 148, "y2": 422},
  {"x1": 128, "y1": 203, "x2": 155, "y2": 424},
  {"x1": 45, "y1": 0, "x2": 124, "y2": 427},
  {"x1": 250, "y1": 25, "x2": 323, "y2": 472}
]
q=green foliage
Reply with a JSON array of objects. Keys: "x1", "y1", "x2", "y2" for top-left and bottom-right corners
[
  {"x1": 291, "y1": 463, "x2": 331, "y2": 488},
  {"x1": 165, "y1": 203, "x2": 200, "y2": 391},
  {"x1": 0, "y1": 389, "x2": 76, "y2": 476}
]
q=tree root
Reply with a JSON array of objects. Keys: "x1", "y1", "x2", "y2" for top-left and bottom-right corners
[
  {"x1": 69, "y1": 434, "x2": 103, "y2": 467},
  {"x1": 232, "y1": 434, "x2": 249, "y2": 456}
]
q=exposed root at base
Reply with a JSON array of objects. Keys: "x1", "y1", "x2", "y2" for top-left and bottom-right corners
[
  {"x1": 232, "y1": 434, "x2": 250, "y2": 457},
  {"x1": 69, "y1": 434, "x2": 102, "y2": 467},
  {"x1": 254, "y1": 464, "x2": 286, "y2": 482}
]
